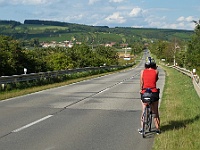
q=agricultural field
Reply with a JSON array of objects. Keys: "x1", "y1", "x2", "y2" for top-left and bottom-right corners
[{"x1": 15, "y1": 24, "x2": 68, "y2": 33}]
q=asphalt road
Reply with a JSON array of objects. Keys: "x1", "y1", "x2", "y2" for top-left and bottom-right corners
[{"x1": 0, "y1": 54, "x2": 165, "y2": 150}]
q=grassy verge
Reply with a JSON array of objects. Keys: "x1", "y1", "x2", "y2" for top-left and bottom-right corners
[{"x1": 153, "y1": 66, "x2": 200, "y2": 150}]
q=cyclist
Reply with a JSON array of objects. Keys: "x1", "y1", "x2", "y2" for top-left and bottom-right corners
[{"x1": 138, "y1": 59, "x2": 161, "y2": 134}]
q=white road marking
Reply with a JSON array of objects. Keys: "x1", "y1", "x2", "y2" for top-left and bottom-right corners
[
  {"x1": 12, "y1": 115, "x2": 53, "y2": 133},
  {"x1": 98, "y1": 88, "x2": 109, "y2": 94}
]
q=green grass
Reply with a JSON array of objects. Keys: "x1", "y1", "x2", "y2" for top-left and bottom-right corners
[{"x1": 153, "y1": 66, "x2": 200, "y2": 150}]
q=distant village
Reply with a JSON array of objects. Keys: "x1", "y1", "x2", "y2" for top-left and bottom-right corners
[
  {"x1": 41, "y1": 40, "x2": 129, "y2": 49},
  {"x1": 41, "y1": 40, "x2": 80, "y2": 48},
  {"x1": 40, "y1": 40, "x2": 132, "y2": 59}
]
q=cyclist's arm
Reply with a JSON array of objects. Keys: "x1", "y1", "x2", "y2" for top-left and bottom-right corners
[
  {"x1": 156, "y1": 70, "x2": 159, "y2": 82},
  {"x1": 140, "y1": 70, "x2": 144, "y2": 90}
]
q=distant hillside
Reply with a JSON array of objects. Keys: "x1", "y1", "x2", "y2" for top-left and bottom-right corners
[{"x1": 0, "y1": 20, "x2": 194, "y2": 45}]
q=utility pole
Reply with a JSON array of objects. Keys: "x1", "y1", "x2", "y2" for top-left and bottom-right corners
[
  {"x1": 173, "y1": 38, "x2": 180, "y2": 66},
  {"x1": 173, "y1": 38, "x2": 176, "y2": 66},
  {"x1": 174, "y1": 38, "x2": 177, "y2": 66}
]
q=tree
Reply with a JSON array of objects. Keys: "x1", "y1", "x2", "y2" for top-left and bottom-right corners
[
  {"x1": 95, "y1": 45, "x2": 118, "y2": 66},
  {"x1": 149, "y1": 40, "x2": 168, "y2": 60},
  {"x1": 46, "y1": 52, "x2": 72, "y2": 70},
  {"x1": 186, "y1": 20, "x2": 200, "y2": 72},
  {"x1": 131, "y1": 42, "x2": 143, "y2": 56},
  {"x1": 0, "y1": 35, "x2": 29, "y2": 75}
]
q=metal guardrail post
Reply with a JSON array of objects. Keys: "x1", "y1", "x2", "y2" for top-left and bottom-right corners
[{"x1": 0, "y1": 65, "x2": 129, "y2": 85}]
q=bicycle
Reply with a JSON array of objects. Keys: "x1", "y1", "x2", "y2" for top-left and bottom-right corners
[
  {"x1": 141, "y1": 88, "x2": 153, "y2": 138},
  {"x1": 141, "y1": 99, "x2": 153, "y2": 138}
]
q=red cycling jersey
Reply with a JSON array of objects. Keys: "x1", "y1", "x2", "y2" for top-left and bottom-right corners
[{"x1": 141, "y1": 69, "x2": 158, "y2": 93}]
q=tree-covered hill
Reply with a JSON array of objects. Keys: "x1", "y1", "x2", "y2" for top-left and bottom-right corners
[{"x1": 0, "y1": 20, "x2": 193, "y2": 45}]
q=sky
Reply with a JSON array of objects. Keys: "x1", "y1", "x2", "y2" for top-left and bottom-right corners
[{"x1": 0, "y1": 0, "x2": 199, "y2": 30}]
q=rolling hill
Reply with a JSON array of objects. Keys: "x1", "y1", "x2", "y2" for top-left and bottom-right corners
[{"x1": 0, "y1": 20, "x2": 194, "y2": 45}]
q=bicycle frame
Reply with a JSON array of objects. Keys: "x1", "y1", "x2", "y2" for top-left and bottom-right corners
[{"x1": 142, "y1": 102, "x2": 153, "y2": 138}]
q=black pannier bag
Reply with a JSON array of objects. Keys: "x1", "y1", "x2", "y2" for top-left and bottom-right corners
[{"x1": 142, "y1": 88, "x2": 153, "y2": 103}]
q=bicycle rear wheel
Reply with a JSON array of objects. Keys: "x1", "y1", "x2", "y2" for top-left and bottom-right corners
[
  {"x1": 149, "y1": 111, "x2": 153, "y2": 132},
  {"x1": 142, "y1": 107, "x2": 148, "y2": 138}
]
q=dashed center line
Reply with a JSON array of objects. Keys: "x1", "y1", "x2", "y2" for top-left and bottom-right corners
[
  {"x1": 12, "y1": 115, "x2": 53, "y2": 133},
  {"x1": 10, "y1": 73, "x2": 140, "y2": 134},
  {"x1": 98, "y1": 88, "x2": 110, "y2": 94}
]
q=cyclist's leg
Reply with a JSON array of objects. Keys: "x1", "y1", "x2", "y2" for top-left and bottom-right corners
[
  {"x1": 138, "y1": 96, "x2": 148, "y2": 134},
  {"x1": 151, "y1": 100, "x2": 160, "y2": 129},
  {"x1": 151, "y1": 92, "x2": 160, "y2": 131},
  {"x1": 140, "y1": 100, "x2": 148, "y2": 127},
  {"x1": 139, "y1": 94, "x2": 145, "y2": 128}
]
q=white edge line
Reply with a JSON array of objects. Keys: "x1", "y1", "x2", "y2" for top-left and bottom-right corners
[{"x1": 12, "y1": 115, "x2": 53, "y2": 133}]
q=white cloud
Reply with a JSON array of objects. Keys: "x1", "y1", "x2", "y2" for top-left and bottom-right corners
[
  {"x1": 175, "y1": 16, "x2": 196, "y2": 29},
  {"x1": 17, "y1": 0, "x2": 49, "y2": 5},
  {"x1": 109, "y1": 0, "x2": 124, "y2": 2},
  {"x1": 177, "y1": 16, "x2": 185, "y2": 22},
  {"x1": 144, "y1": 15, "x2": 195, "y2": 30},
  {"x1": 117, "y1": 6, "x2": 131, "y2": 11},
  {"x1": 177, "y1": 16, "x2": 194, "y2": 22},
  {"x1": 129, "y1": 7, "x2": 143, "y2": 17},
  {"x1": 105, "y1": 12, "x2": 126, "y2": 23},
  {"x1": 131, "y1": 25, "x2": 143, "y2": 28},
  {"x1": 88, "y1": 0, "x2": 100, "y2": 5},
  {"x1": 64, "y1": 14, "x2": 84, "y2": 22},
  {"x1": 185, "y1": 16, "x2": 194, "y2": 22},
  {"x1": 0, "y1": 0, "x2": 50, "y2": 5},
  {"x1": 163, "y1": 23, "x2": 183, "y2": 29}
]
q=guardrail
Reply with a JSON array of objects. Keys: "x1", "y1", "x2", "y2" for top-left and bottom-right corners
[
  {"x1": 0, "y1": 65, "x2": 128, "y2": 85},
  {"x1": 171, "y1": 66, "x2": 200, "y2": 98}
]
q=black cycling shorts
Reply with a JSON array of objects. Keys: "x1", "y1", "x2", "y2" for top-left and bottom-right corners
[{"x1": 141, "y1": 92, "x2": 159, "y2": 102}]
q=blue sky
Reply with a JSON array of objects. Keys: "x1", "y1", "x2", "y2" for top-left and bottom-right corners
[{"x1": 0, "y1": 0, "x2": 199, "y2": 30}]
